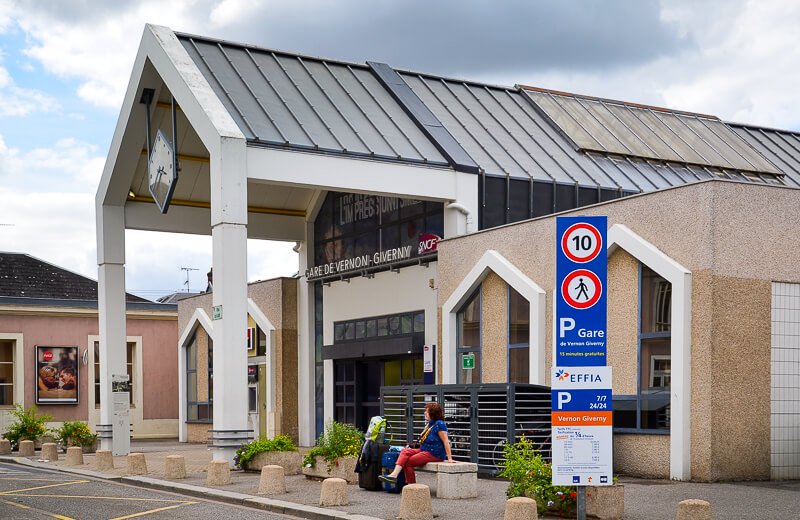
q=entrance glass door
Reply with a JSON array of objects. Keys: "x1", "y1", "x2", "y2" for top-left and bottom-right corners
[{"x1": 334, "y1": 356, "x2": 423, "y2": 431}]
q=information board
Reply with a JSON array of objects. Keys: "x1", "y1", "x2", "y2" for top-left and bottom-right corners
[
  {"x1": 551, "y1": 366, "x2": 613, "y2": 486},
  {"x1": 555, "y1": 216, "x2": 608, "y2": 366}
]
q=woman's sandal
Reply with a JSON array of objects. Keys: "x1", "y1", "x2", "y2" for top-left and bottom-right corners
[{"x1": 378, "y1": 474, "x2": 397, "y2": 484}]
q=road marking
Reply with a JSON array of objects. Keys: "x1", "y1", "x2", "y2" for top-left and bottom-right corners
[
  {"x1": 11, "y1": 493, "x2": 197, "y2": 503},
  {"x1": 109, "y1": 502, "x2": 197, "y2": 520},
  {"x1": 0, "y1": 480, "x2": 89, "y2": 494},
  {"x1": 1, "y1": 498, "x2": 32, "y2": 509},
  {"x1": 1, "y1": 498, "x2": 76, "y2": 520}
]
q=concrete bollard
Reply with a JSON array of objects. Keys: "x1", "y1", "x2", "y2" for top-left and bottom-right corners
[
  {"x1": 676, "y1": 499, "x2": 712, "y2": 520},
  {"x1": 399, "y1": 483, "x2": 434, "y2": 520},
  {"x1": 65, "y1": 446, "x2": 84, "y2": 466},
  {"x1": 207, "y1": 460, "x2": 231, "y2": 486},
  {"x1": 165, "y1": 455, "x2": 187, "y2": 479},
  {"x1": 41, "y1": 443, "x2": 59, "y2": 462},
  {"x1": 258, "y1": 464, "x2": 287, "y2": 495},
  {"x1": 95, "y1": 450, "x2": 114, "y2": 471},
  {"x1": 0, "y1": 439, "x2": 11, "y2": 455},
  {"x1": 504, "y1": 497, "x2": 538, "y2": 520},
  {"x1": 19, "y1": 440, "x2": 35, "y2": 457},
  {"x1": 319, "y1": 477, "x2": 349, "y2": 506},
  {"x1": 127, "y1": 453, "x2": 148, "y2": 475}
]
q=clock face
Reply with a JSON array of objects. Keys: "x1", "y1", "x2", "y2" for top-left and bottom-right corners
[{"x1": 148, "y1": 129, "x2": 177, "y2": 214}]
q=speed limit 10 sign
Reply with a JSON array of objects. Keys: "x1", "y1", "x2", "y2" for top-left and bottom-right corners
[{"x1": 555, "y1": 216, "x2": 608, "y2": 367}]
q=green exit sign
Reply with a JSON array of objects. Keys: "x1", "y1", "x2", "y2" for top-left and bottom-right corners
[
  {"x1": 212, "y1": 305, "x2": 222, "y2": 320},
  {"x1": 462, "y1": 353, "x2": 475, "y2": 370}
]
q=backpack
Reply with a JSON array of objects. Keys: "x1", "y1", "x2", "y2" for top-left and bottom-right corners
[{"x1": 365, "y1": 415, "x2": 387, "y2": 442}]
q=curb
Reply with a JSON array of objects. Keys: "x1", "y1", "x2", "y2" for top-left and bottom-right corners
[{"x1": 0, "y1": 456, "x2": 380, "y2": 520}]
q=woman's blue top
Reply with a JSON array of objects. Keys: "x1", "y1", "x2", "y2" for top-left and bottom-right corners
[{"x1": 420, "y1": 419, "x2": 448, "y2": 460}]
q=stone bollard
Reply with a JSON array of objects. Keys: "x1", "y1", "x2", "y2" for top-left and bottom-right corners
[
  {"x1": 127, "y1": 453, "x2": 148, "y2": 475},
  {"x1": 207, "y1": 460, "x2": 231, "y2": 486},
  {"x1": 95, "y1": 450, "x2": 114, "y2": 471},
  {"x1": 399, "y1": 483, "x2": 434, "y2": 520},
  {"x1": 0, "y1": 439, "x2": 11, "y2": 455},
  {"x1": 66, "y1": 446, "x2": 84, "y2": 466},
  {"x1": 504, "y1": 497, "x2": 538, "y2": 520},
  {"x1": 19, "y1": 440, "x2": 35, "y2": 457},
  {"x1": 165, "y1": 455, "x2": 187, "y2": 479},
  {"x1": 258, "y1": 464, "x2": 287, "y2": 495},
  {"x1": 319, "y1": 477, "x2": 348, "y2": 506},
  {"x1": 41, "y1": 443, "x2": 59, "y2": 462},
  {"x1": 676, "y1": 499, "x2": 711, "y2": 520}
]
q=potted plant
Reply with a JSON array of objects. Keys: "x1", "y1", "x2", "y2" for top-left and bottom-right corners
[
  {"x1": 302, "y1": 421, "x2": 362, "y2": 484},
  {"x1": 234, "y1": 435, "x2": 302, "y2": 474},
  {"x1": 500, "y1": 437, "x2": 623, "y2": 519},
  {"x1": 54, "y1": 421, "x2": 98, "y2": 453},
  {"x1": 1, "y1": 403, "x2": 52, "y2": 450}
]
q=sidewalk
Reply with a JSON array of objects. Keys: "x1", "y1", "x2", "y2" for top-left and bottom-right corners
[{"x1": 3, "y1": 439, "x2": 800, "y2": 519}]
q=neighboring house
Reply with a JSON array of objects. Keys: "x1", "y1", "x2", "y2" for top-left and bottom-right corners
[{"x1": 0, "y1": 252, "x2": 179, "y2": 438}]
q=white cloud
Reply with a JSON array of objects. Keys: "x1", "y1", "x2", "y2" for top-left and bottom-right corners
[
  {"x1": 0, "y1": 135, "x2": 104, "y2": 191},
  {"x1": 0, "y1": 55, "x2": 59, "y2": 116}
]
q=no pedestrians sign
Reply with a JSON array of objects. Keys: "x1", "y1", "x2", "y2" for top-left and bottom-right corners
[{"x1": 555, "y1": 216, "x2": 607, "y2": 366}]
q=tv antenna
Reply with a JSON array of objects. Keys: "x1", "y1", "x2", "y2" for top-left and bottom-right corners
[{"x1": 180, "y1": 267, "x2": 199, "y2": 293}]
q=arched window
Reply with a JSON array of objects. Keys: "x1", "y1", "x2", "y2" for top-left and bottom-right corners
[{"x1": 457, "y1": 288, "x2": 481, "y2": 384}]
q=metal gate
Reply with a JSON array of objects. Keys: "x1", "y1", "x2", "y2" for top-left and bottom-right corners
[{"x1": 380, "y1": 383, "x2": 551, "y2": 475}]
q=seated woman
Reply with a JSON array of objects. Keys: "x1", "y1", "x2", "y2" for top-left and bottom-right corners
[{"x1": 379, "y1": 402, "x2": 455, "y2": 485}]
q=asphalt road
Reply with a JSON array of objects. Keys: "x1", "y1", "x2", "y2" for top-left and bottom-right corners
[{"x1": 0, "y1": 462, "x2": 303, "y2": 520}]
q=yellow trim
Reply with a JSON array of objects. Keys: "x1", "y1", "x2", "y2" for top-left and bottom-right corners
[{"x1": 127, "y1": 193, "x2": 306, "y2": 217}]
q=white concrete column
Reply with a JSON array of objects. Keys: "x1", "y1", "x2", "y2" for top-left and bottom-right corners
[
  {"x1": 671, "y1": 271, "x2": 692, "y2": 481},
  {"x1": 297, "y1": 223, "x2": 317, "y2": 446},
  {"x1": 96, "y1": 204, "x2": 129, "y2": 454},
  {"x1": 444, "y1": 171, "x2": 479, "y2": 237},
  {"x1": 209, "y1": 136, "x2": 249, "y2": 463}
]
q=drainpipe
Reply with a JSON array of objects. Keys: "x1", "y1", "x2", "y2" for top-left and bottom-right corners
[{"x1": 445, "y1": 202, "x2": 472, "y2": 236}]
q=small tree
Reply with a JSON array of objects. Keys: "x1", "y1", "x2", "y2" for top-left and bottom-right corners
[{"x1": 2, "y1": 403, "x2": 53, "y2": 449}]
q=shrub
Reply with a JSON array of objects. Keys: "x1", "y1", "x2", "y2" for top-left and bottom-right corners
[
  {"x1": 499, "y1": 436, "x2": 577, "y2": 517},
  {"x1": 233, "y1": 435, "x2": 297, "y2": 469},
  {"x1": 53, "y1": 421, "x2": 97, "y2": 449},
  {"x1": 2, "y1": 403, "x2": 53, "y2": 449},
  {"x1": 302, "y1": 421, "x2": 362, "y2": 471}
]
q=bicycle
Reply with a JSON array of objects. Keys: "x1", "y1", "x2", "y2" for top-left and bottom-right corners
[{"x1": 491, "y1": 422, "x2": 552, "y2": 473}]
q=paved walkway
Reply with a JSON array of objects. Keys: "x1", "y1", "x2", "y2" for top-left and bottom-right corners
[{"x1": 3, "y1": 440, "x2": 800, "y2": 519}]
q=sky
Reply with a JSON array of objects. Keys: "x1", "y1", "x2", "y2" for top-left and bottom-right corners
[{"x1": 0, "y1": 0, "x2": 798, "y2": 300}]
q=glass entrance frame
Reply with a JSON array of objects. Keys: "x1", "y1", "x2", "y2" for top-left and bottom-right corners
[{"x1": 457, "y1": 287, "x2": 482, "y2": 384}]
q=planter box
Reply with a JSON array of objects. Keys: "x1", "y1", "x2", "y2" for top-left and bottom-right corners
[
  {"x1": 587, "y1": 484, "x2": 624, "y2": 520},
  {"x1": 302, "y1": 456, "x2": 358, "y2": 484},
  {"x1": 243, "y1": 451, "x2": 302, "y2": 475}
]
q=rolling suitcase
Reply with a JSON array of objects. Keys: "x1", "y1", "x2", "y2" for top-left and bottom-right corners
[
  {"x1": 358, "y1": 442, "x2": 390, "y2": 491},
  {"x1": 381, "y1": 450, "x2": 406, "y2": 493}
]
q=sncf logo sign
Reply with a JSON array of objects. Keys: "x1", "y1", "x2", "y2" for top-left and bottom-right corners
[{"x1": 418, "y1": 233, "x2": 441, "y2": 255}]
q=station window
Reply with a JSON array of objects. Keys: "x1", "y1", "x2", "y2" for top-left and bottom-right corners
[
  {"x1": 457, "y1": 288, "x2": 482, "y2": 384},
  {"x1": 333, "y1": 311, "x2": 424, "y2": 343},
  {"x1": 613, "y1": 264, "x2": 671, "y2": 432},
  {"x1": 0, "y1": 341, "x2": 14, "y2": 406},
  {"x1": 94, "y1": 341, "x2": 135, "y2": 406},
  {"x1": 186, "y1": 331, "x2": 213, "y2": 423},
  {"x1": 507, "y1": 287, "x2": 530, "y2": 384}
]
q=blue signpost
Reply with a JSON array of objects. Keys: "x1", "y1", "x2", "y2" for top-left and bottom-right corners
[
  {"x1": 553, "y1": 216, "x2": 612, "y2": 519},
  {"x1": 555, "y1": 216, "x2": 608, "y2": 366}
]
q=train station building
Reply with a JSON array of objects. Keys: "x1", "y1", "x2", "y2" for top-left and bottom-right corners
[{"x1": 98, "y1": 24, "x2": 800, "y2": 480}]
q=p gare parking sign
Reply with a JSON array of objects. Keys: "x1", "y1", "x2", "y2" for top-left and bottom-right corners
[{"x1": 555, "y1": 216, "x2": 608, "y2": 366}]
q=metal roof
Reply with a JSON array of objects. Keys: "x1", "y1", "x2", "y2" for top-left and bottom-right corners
[
  {"x1": 174, "y1": 31, "x2": 796, "y2": 196},
  {"x1": 178, "y1": 33, "x2": 449, "y2": 167},
  {"x1": 728, "y1": 124, "x2": 800, "y2": 187},
  {"x1": 523, "y1": 88, "x2": 780, "y2": 175}
]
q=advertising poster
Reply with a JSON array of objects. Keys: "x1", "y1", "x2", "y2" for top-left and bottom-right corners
[{"x1": 36, "y1": 346, "x2": 79, "y2": 404}]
